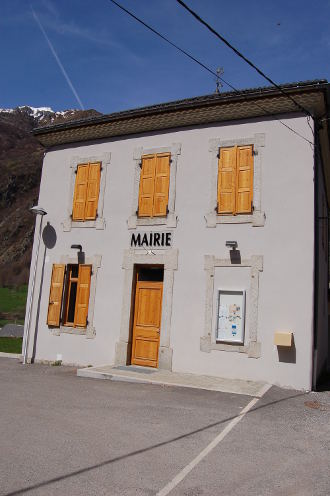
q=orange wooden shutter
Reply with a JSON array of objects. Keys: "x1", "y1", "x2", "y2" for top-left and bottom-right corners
[
  {"x1": 218, "y1": 147, "x2": 236, "y2": 214},
  {"x1": 85, "y1": 162, "x2": 101, "y2": 220},
  {"x1": 153, "y1": 153, "x2": 170, "y2": 217},
  {"x1": 72, "y1": 164, "x2": 89, "y2": 220},
  {"x1": 138, "y1": 155, "x2": 156, "y2": 217},
  {"x1": 236, "y1": 145, "x2": 253, "y2": 213},
  {"x1": 47, "y1": 264, "x2": 65, "y2": 326},
  {"x1": 74, "y1": 265, "x2": 92, "y2": 327}
]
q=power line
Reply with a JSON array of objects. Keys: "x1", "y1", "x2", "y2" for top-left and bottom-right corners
[
  {"x1": 107, "y1": 0, "x2": 314, "y2": 146},
  {"x1": 175, "y1": 0, "x2": 314, "y2": 121},
  {"x1": 107, "y1": 0, "x2": 233, "y2": 90}
]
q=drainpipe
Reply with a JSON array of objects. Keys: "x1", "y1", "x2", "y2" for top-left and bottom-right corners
[{"x1": 312, "y1": 125, "x2": 319, "y2": 391}]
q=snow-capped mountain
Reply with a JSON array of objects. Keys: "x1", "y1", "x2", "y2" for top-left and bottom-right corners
[
  {"x1": 0, "y1": 105, "x2": 100, "y2": 127},
  {"x1": 0, "y1": 105, "x2": 54, "y2": 116}
]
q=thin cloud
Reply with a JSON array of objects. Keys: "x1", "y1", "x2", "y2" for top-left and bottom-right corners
[
  {"x1": 52, "y1": 20, "x2": 120, "y2": 49},
  {"x1": 41, "y1": 0, "x2": 58, "y2": 18},
  {"x1": 39, "y1": 0, "x2": 126, "y2": 50},
  {"x1": 45, "y1": 18, "x2": 145, "y2": 66},
  {"x1": 31, "y1": 5, "x2": 84, "y2": 110}
]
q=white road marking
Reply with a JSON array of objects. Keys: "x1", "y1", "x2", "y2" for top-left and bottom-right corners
[{"x1": 156, "y1": 383, "x2": 272, "y2": 496}]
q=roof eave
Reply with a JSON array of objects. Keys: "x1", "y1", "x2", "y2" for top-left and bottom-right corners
[{"x1": 33, "y1": 81, "x2": 329, "y2": 148}]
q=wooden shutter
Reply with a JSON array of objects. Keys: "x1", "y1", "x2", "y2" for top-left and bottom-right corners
[
  {"x1": 153, "y1": 153, "x2": 170, "y2": 216},
  {"x1": 85, "y1": 162, "x2": 101, "y2": 220},
  {"x1": 236, "y1": 145, "x2": 253, "y2": 213},
  {"x1": 138, "y1": 155, "x2": 156, "y2": 217},
  {"x1": 74, "y1": 265, "x2": 92, "y2": 328},
  {"x1": 218, "y1": 147, "x2": 236, "y2": 214},
  {"x1": 72, "y1": 164, "x2": 89, "y2": 220},
  {"x1": 47, "y1": 264, "x2": 65, "y2": 326}
]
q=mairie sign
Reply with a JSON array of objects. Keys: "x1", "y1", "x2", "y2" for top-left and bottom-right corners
[{"x1": 130, "y1": 231, "x2": 173, "y2": 249}]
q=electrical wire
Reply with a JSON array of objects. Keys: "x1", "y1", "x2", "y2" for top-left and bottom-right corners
[
  {"x1": 108, "y1": 0, "x2": 232, "y2": 89},
  {"x1": 175, "y1": 0, "x2": 314, "y2": 121},
  {"x1": 108, "y1": 0, "x2": 314, "y2": 146}
]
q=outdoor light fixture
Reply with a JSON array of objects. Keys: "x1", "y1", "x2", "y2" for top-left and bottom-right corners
[
  {"x1": 225, "y1": 241, "x2": 238, "y2": 249},
  {"x1": 30, "y1": 206, "x2": 47, "y2": 216},
  {"x1": 71, "y1": 244, "x2": 82, "y2": 252},
  {"x1": 71, "y1": 244, "x2": 84, "y2": 264},
  {"x1": 22, "y1": 206, "x2": 47, "y2": 365}
]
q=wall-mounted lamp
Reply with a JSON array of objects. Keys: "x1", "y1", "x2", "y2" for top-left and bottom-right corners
[
  {"x1": 30, "y1": 206, "x2": 47, "y2": 216},
  {"x1": 71, "y1": 244, "x2": 82, "y2": 252},
  {"x1": 71, "y1": 244, "x2": 84, "y2": 263},
  {"x1": 225, "y1": 240, "x2": 238, "y2": 249},
  {"x1": 226, "y1": 240, "x2": 241, "y2": 264}
]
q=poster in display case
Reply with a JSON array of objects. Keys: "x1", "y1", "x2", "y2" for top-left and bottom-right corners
[{"x1": 216, "y1": 290, "x2": 246, "y2": 344}]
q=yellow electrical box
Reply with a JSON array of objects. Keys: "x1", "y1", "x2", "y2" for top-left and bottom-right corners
[{"x1": 274, "y1": 331, "x2": 293, "y2": 347}]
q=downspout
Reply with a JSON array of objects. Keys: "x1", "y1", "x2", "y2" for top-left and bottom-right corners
[{"x1": 312, "y1": 124, "x2": 319, "y2": 390}]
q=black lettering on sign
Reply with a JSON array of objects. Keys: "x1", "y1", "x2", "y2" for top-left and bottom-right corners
[
  {"x1": 154, "y1": 233, "x2": 160, "y2": 246},
  {"x1": 131, "y1": 233, "x2": 141, "y2": 247},
  {"x1": 130, "y1": 231, "x2": 173, "y2": 248},
  {"x1": 141, "y1": 233, "x2": 148, "y2": 246}
]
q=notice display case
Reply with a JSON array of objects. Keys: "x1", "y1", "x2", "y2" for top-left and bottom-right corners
[{"x1": 216, "y1": 290, "x2": 246, "y2": 344}]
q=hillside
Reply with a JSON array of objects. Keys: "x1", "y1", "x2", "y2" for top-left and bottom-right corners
[{"x1": 0, "y1": 106, "x2": 101, "y2": 286}]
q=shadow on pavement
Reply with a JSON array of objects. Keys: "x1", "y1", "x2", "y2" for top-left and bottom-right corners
[{"x1": 4, "y1": 389, "x2": 308, "y2": 496}]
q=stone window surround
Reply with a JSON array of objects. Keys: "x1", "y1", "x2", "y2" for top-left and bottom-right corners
[
  {"x1": 205, "y1": 133, "x2": 265, "y2": 228},
  {"x1": 200, "y1": 254, "x2": 263, "y2": 358},
  {"x1": 62, "y1": 152, "x2": 111, "y2": 232},
  {"x1": 127, "y1": 143, "x2": 181, "y2": 229},
  {"x1": 115, "y1": 248, "x2": 178, "y2": 370},
  {"x1": 51, "y1": 254, "x2": 102, "y2": 339}
]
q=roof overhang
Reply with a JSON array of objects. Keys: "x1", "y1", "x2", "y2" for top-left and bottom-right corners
[{"x1": 34, "y1": 80, "x2": 329, "y2": 148}]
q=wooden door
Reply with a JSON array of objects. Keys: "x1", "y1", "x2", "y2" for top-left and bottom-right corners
[{"x1": 131, "y1": 280, "x2": 163, "y2": 368}]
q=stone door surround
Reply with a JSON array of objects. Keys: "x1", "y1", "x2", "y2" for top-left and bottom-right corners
[{"x1": 115, "y1": 248, "x2": 178, "y2": 370}]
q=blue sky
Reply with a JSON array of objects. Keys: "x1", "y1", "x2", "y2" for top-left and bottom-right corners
[{"x1": 0, "y1": 0, "x2": 329, "y2": 113}]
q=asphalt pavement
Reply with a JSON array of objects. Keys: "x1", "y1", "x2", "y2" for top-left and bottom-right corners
[{"x1": 0, "y1": 358, "x2": 329, "y2": 496}]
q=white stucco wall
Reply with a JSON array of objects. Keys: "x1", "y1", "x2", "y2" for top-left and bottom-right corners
[{"x1": 26, "y1": 114, "x2": 315, "y2": 390}]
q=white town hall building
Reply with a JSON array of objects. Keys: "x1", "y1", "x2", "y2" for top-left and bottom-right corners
[{"x1": 23, "y1": 80, "x2": 329, "y2": 390}]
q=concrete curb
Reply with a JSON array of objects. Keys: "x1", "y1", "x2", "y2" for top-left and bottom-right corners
[
  {"x1": 77, "y1": 368, "x2": 154, "y2": 385},
  {"x1": 77, "y1": 367, "x2": 265, "y2": 396},
  {"x1": 0, "y1": 352, "x2": 22, "y2": 359}
]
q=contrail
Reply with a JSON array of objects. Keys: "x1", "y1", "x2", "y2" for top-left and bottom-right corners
[{"x1": 31, "y1": 5, "x2": 84, "y2": 110}]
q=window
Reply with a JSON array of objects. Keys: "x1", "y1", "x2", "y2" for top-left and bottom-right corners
[
  {"x1": 128, "y1": 144, "x2": 181, "y2": 229},
  {"x1": 205, "y1": 134, "x2": 265, "y2": 228},
  {"x1": 217, "y1": 145, "x2": 253, "y2": 215},
  {"x1": 72, "y1": 162, "x2": 101, "y2": 221},
  {"x1": 47, "y1": 264, "x2": 92, "y2": 328},
  {"x1": 63, "y1": 153, "x2": 110, "y2": 232},
  {"x1": 138, "y1": 153, "x2": 170, "y2": 217}
]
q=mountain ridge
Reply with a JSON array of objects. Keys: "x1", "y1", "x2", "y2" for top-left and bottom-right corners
[{"x1": 0, "y1": 105, "x2": 101, "y2": 286}]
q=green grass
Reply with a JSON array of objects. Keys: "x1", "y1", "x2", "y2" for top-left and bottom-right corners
[
  {"x1": 0, "y1": 337, "x2": 23, "y2": 354},
  {"x1": 0, "y1": 285, "x2": 28, "y2": 327}
]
